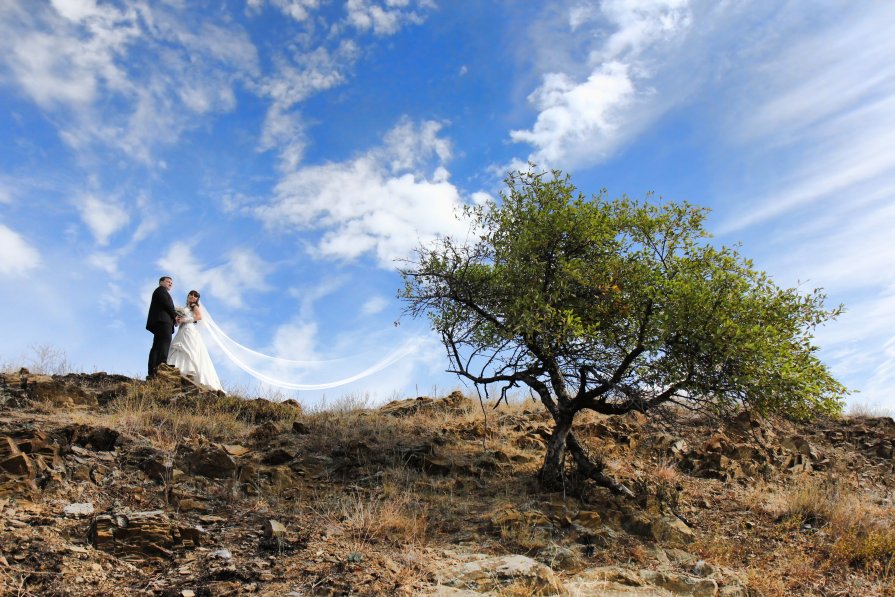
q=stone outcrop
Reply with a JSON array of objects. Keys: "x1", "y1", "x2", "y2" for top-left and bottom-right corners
[{"x1": 89, "y1": 509, "x2": 203, "y2": 559}]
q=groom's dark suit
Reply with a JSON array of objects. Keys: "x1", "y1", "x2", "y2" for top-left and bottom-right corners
[{"x1": 146, "y1": 285, "x2": 179, "y2": 378}]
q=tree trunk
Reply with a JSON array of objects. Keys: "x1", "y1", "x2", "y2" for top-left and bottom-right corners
[
  {"x1": 538, "y1": 412, "x2": 574, "y2": 488},
  {"x1": 566, "y1": 432, "x2": 635, "y2": 497},
  {"x1": 538, "y1": 414, "x2": 635, "y2": 498}
]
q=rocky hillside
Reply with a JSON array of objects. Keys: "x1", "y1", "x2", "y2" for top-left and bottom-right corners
[{"x1": 1, "y1": 366, "x2": 894, "y2": 596}]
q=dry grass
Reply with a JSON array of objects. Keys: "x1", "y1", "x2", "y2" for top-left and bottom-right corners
[
  {"x1": 11, "y1": 370, "x2": 895, "y2": 596},
  {"x1": 322, "y1": 488, "x2": 429, "y2": 550},
  {"x1": 95, "y1": 379, "x2": 297, "y2": 449},
  {"x1": 766, "y1": 479, "x2": 895, "y2": 576},
  {"x1": 847, "y1": 401, "x2": 895, "y2": 419}
]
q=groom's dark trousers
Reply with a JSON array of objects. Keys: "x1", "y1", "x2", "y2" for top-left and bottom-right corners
[{"x1": 146, "y1": 286, "x2": 178, "y2": 378}]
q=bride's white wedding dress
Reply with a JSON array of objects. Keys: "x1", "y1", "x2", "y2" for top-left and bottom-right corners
[{"x1": 167, "y1": 306, "x2": 223, "y2": 391}]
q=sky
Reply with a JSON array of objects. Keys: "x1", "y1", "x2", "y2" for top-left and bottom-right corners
[{"x1": 1, "y1": 0, "x2": 893, "y2": 409}]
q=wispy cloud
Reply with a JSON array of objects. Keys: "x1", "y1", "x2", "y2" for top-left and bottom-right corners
[
  {"x1": 696, "y1": 3, "x2": 895, "y2": 405},
  {"x1": 0, "y1": 0, "x2": 258, "y2": 163},
  {"x1": 0, "y1": 223, "x2": 41, "y2": 275},
  {"x1": 251, "y1": 0, "x2": 322, "y2": 23},
  {"x1": 78, "y1": 194, "x2": 129, "y2": 246},
  {"x1": 717, "y1": 5, "x2": 895, "y2": 234},
  {"x1": 257, "y1": 117, "x2": 469, "y2": 267},
  {"x1": 510, "y1": 0, "x2": 693, "y2": 170},
  {"x1": 344, "y1": 0, "x2": 434, "y2": 36},
  {"x1": 258, "y1": 42, "x2": 358, "y2": 169},
  {"x1": 361, "y1": 295, "x2": 389, "y2": 316},
  {"x1": 157, "y1": 242, "x2": 272, "y2": 309},
  {"x1": 0, "y1": 182, "x2": 11, "y2": 204}
]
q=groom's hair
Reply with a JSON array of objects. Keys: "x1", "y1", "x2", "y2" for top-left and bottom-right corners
[{"x1": 159, "y1": 276, "x2": 172, "y2": 284}]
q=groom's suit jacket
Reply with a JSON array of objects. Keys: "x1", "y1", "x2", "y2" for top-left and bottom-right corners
[{"x1": 146, "y1": 286, "x2": 178, "y2": 333}]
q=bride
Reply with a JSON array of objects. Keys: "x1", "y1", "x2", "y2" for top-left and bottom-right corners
[{"x1": 167, "y1": 290, "x2": 223, "y2": 391}]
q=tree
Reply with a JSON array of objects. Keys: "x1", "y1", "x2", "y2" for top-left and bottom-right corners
[{"x1": 400, "y1": 168, "x2": 846, "y2": 493}]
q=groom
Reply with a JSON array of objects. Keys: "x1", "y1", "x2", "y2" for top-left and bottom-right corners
[{"x1": 146, "y1": 276, "x2": 181, "y2": 379}]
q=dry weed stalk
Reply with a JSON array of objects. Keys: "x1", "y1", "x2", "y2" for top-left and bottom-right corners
[{"x1": 329, "y1": 488, "x2": 429, "y2": 551}]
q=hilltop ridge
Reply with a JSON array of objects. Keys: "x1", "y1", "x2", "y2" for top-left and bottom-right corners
[{"x1": 1, "y1": 366, "x2": 894, "y2": 596}]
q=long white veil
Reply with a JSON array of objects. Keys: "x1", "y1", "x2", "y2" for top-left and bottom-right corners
[{"x1": 198, "y1": 307, "x2": 423, "y2": 391}]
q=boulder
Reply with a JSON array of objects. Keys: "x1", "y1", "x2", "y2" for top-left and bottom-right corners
[{"x1": 438, "y1": 554, "x2": 562, "y2": 594}]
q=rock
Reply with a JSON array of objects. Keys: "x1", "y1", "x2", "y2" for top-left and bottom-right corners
[
  {"x1": 0, "y1": 452, "x2": 33, "y2": 477},
  {"x1": 176, "y1": 444, "x2": 237, "y2": 479},
  {"x1": 89, "y1": 510, "x2": 198, "y2": 560},
  {"x1": 20, "y1": 374, "x2": 97, "y2": 407},
  {"x1": 135, "y1": 447, "x2": 174, "y2": 484},
  {"x1": 640, "y1": 570, "x2": 718, "y2": 596},
  {"x1": 651, "y1": 515, "x2": 695, "y2": 546},
  {"x1": 261, "y1": 448, "x2": 294, "y2": 465},
  {"x1": 438, "y1": 554, "x2": 561, "y2": 594},
  {"x1": 222, "y1": 444, "x2": 251, "y2": 457},
  {"x1": 490, "y1": 506, "x2": 551, "y2": 529},
  {"x1": 64, "y1": 502, "x2": 95, "y2": 518},
  {"x1": 565, "y1": 566, "x2": 655, "y2": 595},
  {"x1": 167, "y1": 488, "x2": 210, "y2": 513},
  {"x1": 380, "y1": 391, "x2": 472, "y2": 417},
  {"x1": 536, "y1": 545, "x2": 580, "y2": 571},
  {"x1": 573, "y1": 510, "x2": 603, "y2": 532},
  {"x1": 84, "y1": 427, "x2": 120, "y2": 451},
  {"x1": 263, "y1": 519, "x2": 287, "y2": 540}
]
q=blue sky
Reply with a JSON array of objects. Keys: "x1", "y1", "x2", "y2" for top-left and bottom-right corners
[{"x1": 1, "y1": 0, "x2": 893, "y2": 408}]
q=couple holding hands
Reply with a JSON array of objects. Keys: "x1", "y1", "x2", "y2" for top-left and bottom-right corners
[{"x1": 145, "y1": 276, "x2": 222, "y2": 391}]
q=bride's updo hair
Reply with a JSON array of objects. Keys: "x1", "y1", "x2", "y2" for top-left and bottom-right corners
[{"x1": 188, "y1": 290, "x2": 200, "y2": 305}]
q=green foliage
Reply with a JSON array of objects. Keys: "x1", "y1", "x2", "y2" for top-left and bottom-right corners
[{"x1": 401, "y1": 167, "x2": 845, "y2": 421}]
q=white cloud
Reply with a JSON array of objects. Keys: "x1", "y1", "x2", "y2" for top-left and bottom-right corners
[
  {"x1": 78, "y1": 195, "x2": 129, "y2": 245},
  {"x1": 50, "y1": 0, "x2": 105, "y2": 22},
  {"x1": 257, "y1": 0, "x2": 322, "y2": 23},
  {"x1": 718, "y1": 5, "x2": 895, "y2": 234},
  {"x1": 344, "y1": 0, "x2": 433, "y2": 36},
  {"x1": 260, "y1": 45, "x2": 353, "y2": 109},
  {"x1": 157, "y1": 242, "x2": 272, "y2": 309},
  {"x1": 257, "y1": 118, "x2": 471, "y2": 267},
  {"x1": 0, "y1": 0, "x2": 258, "y2": 163},
  {"x1": 361, "y1": 295, "x2": 389, "y2": 315},
  {"x1": 258, "y1": 43, "x2": 357, "y2": 169},
  {"x1": 862, "y1": 336, "x2": 895, "y2": 406},
  {"x1": 596, "y1": 0, "x2": 692, "y2": 63},
  {"x1": 510, "y1": 0, "x2": 693, "y2": 170},
  {"x1": 88, "y1": 251, "x2": 119, "y2": 276},
  {"x1": 78, "y1": 194, "x2": 130, "y2": 246},
  {"x1": 0, "y1": 224, "x2": 41, "y2": 275},
  {"x1": 510, "y1": 63, "x2": 635, "y2": 168},
  {"x1": 698, "y1": 3, "x2": 895, "y2": 407},
  {"x1": 271, "y1": 321, "x2": 320, "y2": 360}
]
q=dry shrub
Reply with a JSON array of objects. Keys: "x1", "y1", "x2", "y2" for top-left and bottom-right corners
[
  {"x1": 769, "y1": 479, "x2": 895, "y2": 575},
  {"x1": 742, "y1": 550, "x2": 826, "y2": 597},
  {"x1": 830, "y1": 498, "x2": 895, "y2": 574},
  {"x1": 1, "y1": 345, "x2": 74, "y2": 376},
  {"x1": 328, "y1": 489, "x2": 428, "y2": 549},
  {"x1": 29, "y1": 344, "x2": 74, "y2": 375}
]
